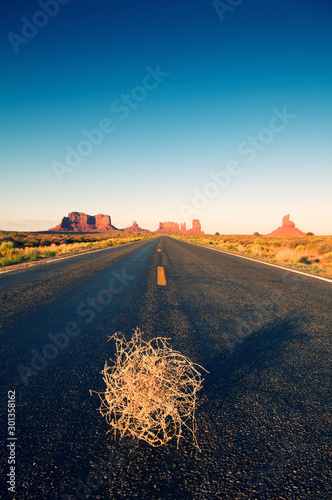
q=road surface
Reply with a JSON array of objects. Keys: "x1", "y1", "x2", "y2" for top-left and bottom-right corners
[{"x1": 0, "y1": 236, "x2": 331, "y2": 499}]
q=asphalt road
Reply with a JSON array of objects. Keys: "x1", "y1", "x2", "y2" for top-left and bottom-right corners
[{"x1": 0, "y1": 236, "x2": 331, "y2": 500}]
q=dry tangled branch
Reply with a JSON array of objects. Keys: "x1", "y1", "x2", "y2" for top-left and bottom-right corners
[{"x1": 90, "y1": 328, "x2": 207, "y2": 449}]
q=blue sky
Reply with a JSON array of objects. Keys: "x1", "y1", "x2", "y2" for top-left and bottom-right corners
[{"x1": 1, "y1": 0, "x2": 331, "y2": 234}]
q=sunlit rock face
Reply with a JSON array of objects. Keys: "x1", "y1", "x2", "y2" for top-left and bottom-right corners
[
  {"x1": 124, "y1": 221, "x2": 150, "y2": 233},
  {"x1": 49, "y1": 212, "x2": 118, "y2": 232},
  {"x1": 269, "y1": 214, "x2": 306, "y2": 236},
  {"x1": 156, "y1": 219, "x2": 204, "y2": 234}
]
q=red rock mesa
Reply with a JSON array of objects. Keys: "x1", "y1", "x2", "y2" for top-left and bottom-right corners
[
  {"x1": 49, "y1": 212, "x2": 119, "y2": 232},
  {"x1": 269, "y1": 214, "x2": 306, "y2": 236},
  {"x1": 186, "y1": 219, "x2": 204, "y2": 234},
  {"x1": 156, "y1": 219, "x2": 204, "y2": 234},
  {"x1": 50, "y1": 213, "x2": 204, "y2": 234}
]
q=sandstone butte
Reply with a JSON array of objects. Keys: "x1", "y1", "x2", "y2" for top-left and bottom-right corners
[
  {"x1": 49, "y1": 212, "x2": 204, "y2": 234},
  {"x1": 156, "y1": 219, "x2": 204, "y2": 235},
  {"x1": 123, "y1": 221, "x2": 150, "y2": 233},
  {"x1": 49, "y1": 212, "x2": 119, "y2": 232},
  {"x1": 268, "y1": 214, "x2": 306, "y2": 236}
]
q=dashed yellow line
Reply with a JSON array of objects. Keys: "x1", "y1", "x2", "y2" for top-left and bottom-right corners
[
  {"x1": 157, "y1": 266, "x2": 166, "y2": 286},
  {"x1": 157, "y1": 249, "x2": 161, "y2": 252}
]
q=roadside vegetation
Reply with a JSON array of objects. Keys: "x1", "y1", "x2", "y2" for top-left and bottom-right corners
[
  {"x1": 171, "y1": 234, "x2": 332, "y2": 279},
  {"x1": 0, "y1": 231, "x2": 156, "y2": 268}
]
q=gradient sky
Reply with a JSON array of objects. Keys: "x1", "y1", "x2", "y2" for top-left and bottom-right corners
[{"x1": 1, "y1": 0, "x2": 331, "y2": 234}]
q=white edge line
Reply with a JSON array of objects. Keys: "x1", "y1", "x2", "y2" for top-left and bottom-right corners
[
  {"x1": 0, "y1": 238, "x2": 155, "y2": 276},
  {"x1": 173, "y1": 237, "x2": 332, "y2": 284}
]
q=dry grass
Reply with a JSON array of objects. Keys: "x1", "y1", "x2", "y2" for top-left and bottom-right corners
[
  {"x1": 90, "y1": 329, "x2": 207, "y2": 450},
  {"x1": 0, "y1": 232, "x2": 155, "y2": 268},
  {"x1": 171, "y1": 234, "x2": 332, "y2": 279}
]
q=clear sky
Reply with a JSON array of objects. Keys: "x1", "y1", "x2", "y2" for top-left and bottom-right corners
[{"x1": 1, "y1": 0, "x2": 331, "y2": 234}]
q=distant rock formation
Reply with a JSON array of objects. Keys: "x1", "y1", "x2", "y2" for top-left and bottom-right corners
[
  {"x1": 49, "y1": 212, "x2": 119, "y2": 232},
  {"x1": 269, "y1": 214, "x2": 305, "y2": 236},
  {"x1": 157, "y1": 221, "x2": 182, "y2": 233},
  {"x1": 186, "y1": 219, "x2": 204, "y2": 234},
  {"x1": 282, "y1": 214, "x2": 296, "y2": 228},
  {"x1": 123, "y1": 221, "x2": 150, "y2": 233},
  {"x1": 156, "y1": 219, "x2": 204, "y2": 235},
  {"x1": 49, "y1": 213, "x2": 204, "y2": 234}
]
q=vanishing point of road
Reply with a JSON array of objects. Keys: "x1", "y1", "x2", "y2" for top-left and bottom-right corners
[{"x1": 0, "y1": 236, "x2": 331, "y2": 499}]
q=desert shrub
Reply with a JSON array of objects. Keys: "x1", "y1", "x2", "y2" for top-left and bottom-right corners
[
  {"x1": 287, "y1": 240, "x2": 298, "y2": 249},
  {"x1": 276, "y1": 249, "x2": 297, "y2": 262},
  {"x1": 0, "y1": 257, "x2": 11, "y2": 267},
  {"x1": 287, "y1": 238, "x2": 308, "y2": 249},
  {"x1": 298, "y1": 256, "x2": 311, "y2": 265},
  {"x1": 227, "y1": 244, "x2": 237, "y2": 251},
  {"x1": 254, "y1": 238, "x2": 263, "y2": 245},
  {"x1": 41, "y1": 239, "x2": 52, "y2": 247},
  {"x1": 0, "y1": 241, "x2": 15, "y2": 254},
  {"x1": 25, "y1": 240, "x2": 40, "y2": 248},
  {"x1": 99, "y1": 238, "x2": 113, "y2": 247},
  {"x1": 42, "y1": 250, "x2": 57, "y2": 258},
  {"x1": 56, "y1": 244, "x2": 69, "y2": 255},
  {"x1": 237, "y1": 238, "x2": 252, "y2": 246},
  {"x1": 253, "y1": 232, "x2": 260, "y2": 236},
  {"x1": 68, "y1": 243, "x2": 85, "y2": 253},
  {"x1": 0, "y1": 253, "x2": 26, "y2": 266},
  {"x1": 322, "y1": 252, "x2": 332, "y2": 262},
  {"x1": 28, "y1": 251, "x2": 40, "y2": 261},
  {"x1": 91, "y1": 329, "x2": 207, "y2": 450},
  {"x1": 215, "y1": 232, "x2": 220, "y2": 235},
  {"x1": 306, "y1": 232, "x2": 314, "y2": 236},
  {"x1": 317, "y1": 243, "x2": 332, "y2": 254}
]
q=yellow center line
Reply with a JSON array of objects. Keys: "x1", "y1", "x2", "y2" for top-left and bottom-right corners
[
  {"x1": 157, "y1": 266, "x2": 166, "y2": 286},
  {"x1": 157, "y1": 249, "x2": 161, "y2": 252}
]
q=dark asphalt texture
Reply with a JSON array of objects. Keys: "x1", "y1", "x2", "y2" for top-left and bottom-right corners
[{"x1": 0, "y1": 236, "x2": 331, "y2": 500}]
